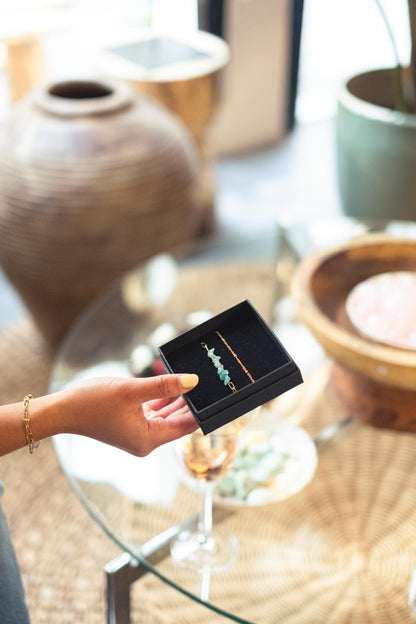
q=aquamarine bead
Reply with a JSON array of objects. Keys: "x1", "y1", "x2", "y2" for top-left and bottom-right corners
[
  {"x1": 220, "y1": 368, "x2": 229, "y2": 380},
  {"x1": 204, "y1": 344, "x2": 232, "y2": 388}
]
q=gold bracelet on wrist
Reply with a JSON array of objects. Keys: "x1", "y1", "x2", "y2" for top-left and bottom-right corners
[{"x1": 23, "y1": 394, "x2": 40, "y2": 454}]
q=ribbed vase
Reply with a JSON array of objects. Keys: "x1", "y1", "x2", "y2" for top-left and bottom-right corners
[{"x1": 0, "y1": 79, "x2": 200, "y2": 345}]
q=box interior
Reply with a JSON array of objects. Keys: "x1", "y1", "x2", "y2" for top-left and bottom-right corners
[{"x1": 162, "y1": 302, "x2": 290, "y2": 412}]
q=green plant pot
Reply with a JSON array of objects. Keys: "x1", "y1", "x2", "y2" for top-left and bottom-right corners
[{"x1": 336, "y1": 68, "x2": 416, "y2": 220}]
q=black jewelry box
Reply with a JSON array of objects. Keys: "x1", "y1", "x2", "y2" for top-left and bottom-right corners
[{"x1": 158, "y1": 300, "x2": 303, "y2": 434}]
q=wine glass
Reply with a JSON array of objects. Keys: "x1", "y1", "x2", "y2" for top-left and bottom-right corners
[{"x1": 170, "y1": 422, "x2": 240, "y2": 573}]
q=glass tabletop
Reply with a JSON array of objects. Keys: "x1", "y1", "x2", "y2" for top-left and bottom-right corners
[{"x1": 49, "y1": 221, "x2": 416, "y2": 623}]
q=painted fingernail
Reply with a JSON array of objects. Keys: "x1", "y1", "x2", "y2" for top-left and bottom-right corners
[{"x1": 180, "y1": 374, "x2": 199, "y2": 389}]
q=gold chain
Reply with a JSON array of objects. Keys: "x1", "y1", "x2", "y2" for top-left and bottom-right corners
[
  {"x1": 215, "y1": 331, "x2": 255, "y2": 383},
  {"x1": 23, "y1": 394, "x2": 40, "y2": 454}
]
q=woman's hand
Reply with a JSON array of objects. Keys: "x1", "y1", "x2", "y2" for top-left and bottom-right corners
[
  {"x1": 0, "y1": 374, "x2": 199, "y2": 457},
  {"x1": 58, "y1": 374, "x2": 200, "y2": 456}
]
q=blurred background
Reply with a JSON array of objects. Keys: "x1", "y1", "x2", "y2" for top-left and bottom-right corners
[
  {"x1": 2, "y1": 4, "x2": 416, "y2": 623},
  {"x1": 0, "y1": 0, "x2": 410, "y2": 329}
]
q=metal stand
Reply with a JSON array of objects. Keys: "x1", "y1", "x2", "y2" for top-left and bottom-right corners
[
  {"x1": 105, "y1": 553, "x2": 143, "y2": 624},
  {"x1": 105, "y1": 518, "x2": 197, "y2": 624}
]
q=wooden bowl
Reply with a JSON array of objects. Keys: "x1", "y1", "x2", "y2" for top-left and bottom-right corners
[{"x1": 292, "y1": 233, "x2": 416, "y2": 432}]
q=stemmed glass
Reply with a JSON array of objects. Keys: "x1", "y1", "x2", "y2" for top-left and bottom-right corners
[{"x1": 170, "y1": 422, "x2": 240, "y2": 573}]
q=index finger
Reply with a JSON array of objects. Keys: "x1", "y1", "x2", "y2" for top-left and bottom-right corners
[
  {"x1": 148, "y1": 410, "x2": 199, "y2": 447},
  {"x1": 145, "y1": 395, "x2": 185, "y2": 413}
]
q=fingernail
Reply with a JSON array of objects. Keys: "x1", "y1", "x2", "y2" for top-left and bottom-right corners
[{"x1": 180, "y1": 374, "x2": 199, "y2": 389}]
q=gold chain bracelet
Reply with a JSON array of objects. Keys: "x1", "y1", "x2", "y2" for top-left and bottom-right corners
[
  {"x1": 215, "y1": 331, "x2": 255, "y2": 383},
  {"x1": 23, "y1": 394, "x2": 40, "y2": 454}
]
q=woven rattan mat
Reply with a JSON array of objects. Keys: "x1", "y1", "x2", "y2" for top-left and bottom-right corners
[
  {"x1": 0, "y1": 318, "x2": 213, "y2": 624},
  {"x1": 1, "y1": 316, "x2": 416, "y2": 623}
]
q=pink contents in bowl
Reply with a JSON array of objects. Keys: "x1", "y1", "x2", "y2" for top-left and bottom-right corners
[{"x1": 346, "y1": 271, "x2": 416, "y2": 350}]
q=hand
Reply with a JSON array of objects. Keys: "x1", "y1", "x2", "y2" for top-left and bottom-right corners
[{"x1": 58, "y1": 374, "x2": 199, "y2": 457}]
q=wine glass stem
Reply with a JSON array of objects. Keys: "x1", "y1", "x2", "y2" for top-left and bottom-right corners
[{"x1": 198, "y1": 481, "x2": 214, "y2": 545}]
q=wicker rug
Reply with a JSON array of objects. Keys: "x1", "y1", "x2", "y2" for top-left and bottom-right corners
[
  {"x1": 0, "y1": 318, "x2": 223, "y2": 624},
  {"x1": 2, "y1": 318, "x2": 416, "y2": 623}
]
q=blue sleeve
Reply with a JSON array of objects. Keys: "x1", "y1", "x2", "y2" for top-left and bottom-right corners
[{"x1": 0, "y1": 482, "x2": 31, "y2": 624}]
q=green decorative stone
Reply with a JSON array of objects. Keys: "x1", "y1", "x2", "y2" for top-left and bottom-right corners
[
  {"x1": 204, "y1": 343, "x2": 233, "y2": 389},
  {"x1": 220, "y1": 368, "x2": 230, "y2": 380}
]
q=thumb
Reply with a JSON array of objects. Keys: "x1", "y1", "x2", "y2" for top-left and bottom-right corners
[{"x1": 140, "y1": 373, "x2": 199, "y2": 402}]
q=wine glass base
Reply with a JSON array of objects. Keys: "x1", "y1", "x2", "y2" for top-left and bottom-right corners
[{"x1": 170, "y1": 527, "x2": 239, "y2": 573}]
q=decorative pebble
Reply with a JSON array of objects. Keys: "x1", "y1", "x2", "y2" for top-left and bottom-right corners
[
  {"x1": 148, "y1": 322, "x2": 176, "y2": 349},
  {"x1": 186, "y1": 310, "x2": 213, "y2": 327},
  {"x1": 246, "y1": 488, "x2": 270, "y2": 505},
  {"x1": 130, "y1": 345, "x2": 155, "y2": 376},
  {"x1": 216, "y1": 436, "x2": 291, "y2": 503}
]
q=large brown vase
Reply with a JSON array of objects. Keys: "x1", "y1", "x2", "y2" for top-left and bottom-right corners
[{"x1": 0, "y1": 79, "x2": 200, "y2": 345}]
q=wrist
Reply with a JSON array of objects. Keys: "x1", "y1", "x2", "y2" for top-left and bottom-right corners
[{"x1": 29, "y1": 390, "x2": 71, "y2": 441}]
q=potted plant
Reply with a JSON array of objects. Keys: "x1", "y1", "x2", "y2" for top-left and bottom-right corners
[{"x1": 336, "y1": 1, "x2": 416, "y2": 220}]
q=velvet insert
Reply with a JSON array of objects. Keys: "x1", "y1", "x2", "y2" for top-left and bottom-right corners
[{"x1": 159, "y1": 300, "x2": 303, "y2": 433}]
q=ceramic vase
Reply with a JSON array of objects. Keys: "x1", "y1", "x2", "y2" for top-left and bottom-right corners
[
  {"x1": 337, "y1": 68, "x2": 416, "y2": 221},
  {"x1": 0, "y1": 79, "x2": 199, "y2": 345}
]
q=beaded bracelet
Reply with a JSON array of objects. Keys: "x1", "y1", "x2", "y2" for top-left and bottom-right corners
[{"x1": 201, "y1": 342, "x2": 237, "y2": 392}]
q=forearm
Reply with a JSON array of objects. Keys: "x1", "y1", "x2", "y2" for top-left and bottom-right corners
[
  {"x1": 0, "y1": 393, "x2": 68, "y2": 456},
  {"x1": 0, "y1": 374, "x2": 199, "y2": 458}
]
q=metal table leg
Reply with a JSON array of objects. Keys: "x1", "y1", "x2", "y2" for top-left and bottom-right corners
[
  {"x1": 105, "y1": 553, "x2": 144, "y2": 624},
  {"x1": 105, "y1": 517, "x2": 198, "y2": 624}
]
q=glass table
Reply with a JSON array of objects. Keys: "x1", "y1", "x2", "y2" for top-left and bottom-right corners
[{"x1": 49, "y1": 223, "x2": 416, "y2": 623}]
